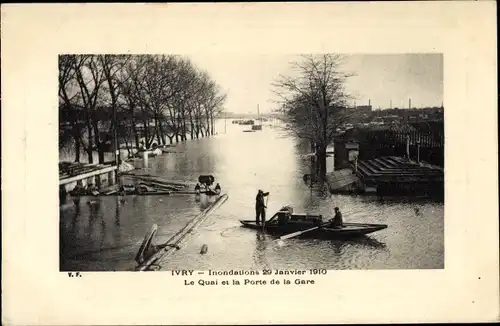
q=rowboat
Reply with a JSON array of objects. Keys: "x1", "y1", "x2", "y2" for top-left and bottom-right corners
[
  {"x1": 239, "y1": 208, "x2": 387, "y2": 239},
  {"x1": 240, "y1": 220, "x2": 387, "y2": 238}
]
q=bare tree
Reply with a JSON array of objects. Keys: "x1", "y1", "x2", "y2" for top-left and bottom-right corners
[
  {"x1": 117, "y1": 56, "x2": 148, "y2": 151},
  {"x1": 72, "y1": 55, "x2": 106, "y2": 163},
  {"x1": 272, "y1": 54, "x2": 354, "y2": 179},
  {"x1": 99, "y1": 54, "x2": 131, "y2": 163},
  {"x1": 59, "y1": 55, "x2": 85, "y2": 162},
  {"x1": 59, "y1": 54, "x2": 228, "y2": 163}
]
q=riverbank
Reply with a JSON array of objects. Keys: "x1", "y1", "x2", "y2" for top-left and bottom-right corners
[{"x1": 59, "y1": 133, "x2": 218, "y2": 165}]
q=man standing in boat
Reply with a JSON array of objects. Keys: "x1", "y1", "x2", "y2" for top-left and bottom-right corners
[{"x1": 255, "y1": 189, "x2": 270, "y2": 225}]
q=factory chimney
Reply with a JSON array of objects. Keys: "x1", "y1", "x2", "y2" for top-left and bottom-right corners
[{"x1": 409, "y1": 98, "x2": 412, "y2": 109}]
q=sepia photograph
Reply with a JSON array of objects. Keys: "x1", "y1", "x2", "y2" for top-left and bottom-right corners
[
  {"x1": 4, "y1": 2, "x2": 498, "y2": 325},
  {"x1": 59, "y1": 53, "x2": 444, "y2": 272}
]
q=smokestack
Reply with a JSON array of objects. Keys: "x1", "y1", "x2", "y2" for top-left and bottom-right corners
[
  {"x1": 409, "y1": 98, "x2": 412, "y2": 109},
  {"x1": 390, "y1": 100, "x2": 392, "y2": 109},
  {"x1": 369, "y1": 99, "x2": 371, "y2": 106}
]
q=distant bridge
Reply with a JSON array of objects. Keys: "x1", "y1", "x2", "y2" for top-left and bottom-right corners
[{"x1": 219, "y1": 112, "x2": 285, "y2": 119}]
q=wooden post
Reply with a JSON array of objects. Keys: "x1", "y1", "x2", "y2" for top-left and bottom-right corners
[
  {"x1": 108, "y1": 171, "x2": 115, "y2": 186},
  {"x1": 95, "y1": 174, "x2": 102, "y2": 189}
]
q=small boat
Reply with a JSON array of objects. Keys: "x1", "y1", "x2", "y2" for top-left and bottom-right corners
[
  {"x1": 239, "y1": 209, "x2": 387, "y2": 239},
  {"x1": 251, "y1": 125, "x2": 262, "y2": 131}
]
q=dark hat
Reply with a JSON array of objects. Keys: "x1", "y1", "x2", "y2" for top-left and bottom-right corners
[{"x1": 334, "y1": 207, "x2": 339, "y2": 211}]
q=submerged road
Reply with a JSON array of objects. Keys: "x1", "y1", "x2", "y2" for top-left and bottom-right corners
[{"x1": 59, "y1": 119, "x2": 444, "y2": 271}]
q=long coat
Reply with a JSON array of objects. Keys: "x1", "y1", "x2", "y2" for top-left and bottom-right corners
[{"x1": 255, "y1": 192, "x2": 269, "y2": 210}]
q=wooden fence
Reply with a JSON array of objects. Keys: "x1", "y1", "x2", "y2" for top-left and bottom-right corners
[{"x1": 357, "y1": 125, "x2": 444, "y2": 167}]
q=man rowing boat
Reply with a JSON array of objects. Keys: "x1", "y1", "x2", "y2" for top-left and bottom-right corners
[
  {"x1": 328, "y1": 207, "x2": 343, "y2": 228},
  {"x1": 255, "y1": 189, "x2": 270, "y2": 225}
]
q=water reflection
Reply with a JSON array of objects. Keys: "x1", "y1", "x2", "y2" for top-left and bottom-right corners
[
  {"x1": 70, "y1": 197, "x2": 81, "y2": 233},
  {"x1": 114, "y1": 196, "x2": 122, "y2": 244},
  {"x1": 87, "y1": 200, "x2": 106, "y2": 250},
  {"x1": 253, "y1": 232, "x2": 271, "y2": 270},
  {"x1": 199, "y1": 196, "x2": 216, "y2": 211},
  {"x1": 330, "y1": 240, "x2": 345, "y2": 256},
  {"x1": 330, "y1": 237, "x2": 387, "y2": 251}
]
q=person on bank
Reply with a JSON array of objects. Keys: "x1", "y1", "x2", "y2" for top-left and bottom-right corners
[
  {"x1": 329, "y1": 207, "x2": 343, "y2": 228},
  {"x1": 194, "y1": 183, "x2": 201, "y2": 194},
  {"x1": 255, "y1": 189, "x2": 270, "y2": 225}
]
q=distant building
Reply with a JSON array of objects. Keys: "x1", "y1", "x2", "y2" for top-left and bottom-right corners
[{"x1": 355, "y1": 105, "x2": 372, "y2": 115}]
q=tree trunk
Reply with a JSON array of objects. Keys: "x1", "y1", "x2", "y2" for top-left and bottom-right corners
[
  {"x1": 189, "y1": 112, "x2": 195, "y2": 139},
  {"x1": 142, "y1": 119, "x2": 149, "y2": 148},
  {"x1": 93, "y1": 122, "x2": 105, "y2": 164},
  {"x1": 132, "y1": 122, "x2": 140, "y2": 149},
  {"x1": 316, "y1": 144, "x2": 327, "y2": 180},
  {"x1": 124, "y1": 139, "x2": 131, "y2": 158},
  {"x1": 86, "y1": 122, "x2": 94, "y2": 164},
  {"x1": 158, "y1": 120, "x2": 166, "y2": 145},
  {"x1": 128, "y1": 105, "x2": 140, "y2": 150},
  {"x1": 147, "y1": 125, "x2": 157, "y2": 148},
  {"x1": 181, "y1": 109, "x2": 188, "y2": 141},
  {"x1": 74, "y1": 134, "x2": 81, "y2": 162},
  {"x1": 210, "y1": 113, "x2": 214, "y2": 135},
  {"x1": 205, "y1": 115, "x2": 211, "y2": 136},
  {"x1": 195, "y1": 119, "x2": 200, "y2": 138},
  {"x1": 154, "y1": 114, "x2": 162, "y2": 145},
  {"x1": 72, "y1": 120, "x2": 81, "y2": 162}
]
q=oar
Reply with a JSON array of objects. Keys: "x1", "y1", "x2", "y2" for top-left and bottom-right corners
[{"x1": 277, "y1": 225, "x2": 320, "y2": 241}]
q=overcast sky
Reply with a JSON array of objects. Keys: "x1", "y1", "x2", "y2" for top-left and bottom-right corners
[{"x1": 189, "y1": 53, "x2": 443, "y2": 113}]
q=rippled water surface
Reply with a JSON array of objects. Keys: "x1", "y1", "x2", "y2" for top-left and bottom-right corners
[{"x1": 60, "y1": 119, "x2": 444, "y2": 271}]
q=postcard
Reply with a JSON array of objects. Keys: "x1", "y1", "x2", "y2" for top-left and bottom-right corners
[{"x1": 2, "y1": 2, "x2": 498, "y2": 325}]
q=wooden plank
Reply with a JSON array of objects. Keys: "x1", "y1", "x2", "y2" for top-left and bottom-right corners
[{"x1": 135, "y1": 194, "x2": 229, "y2": 271}]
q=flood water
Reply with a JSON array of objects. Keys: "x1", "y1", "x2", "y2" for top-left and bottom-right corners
[{"x1": 59, "y1": 119, "x2": 444, "y2": 271}]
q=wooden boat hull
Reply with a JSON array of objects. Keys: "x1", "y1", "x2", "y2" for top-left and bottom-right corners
[{"x1": 239, "y1": 219, "x2": 387, "y2": 239}]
